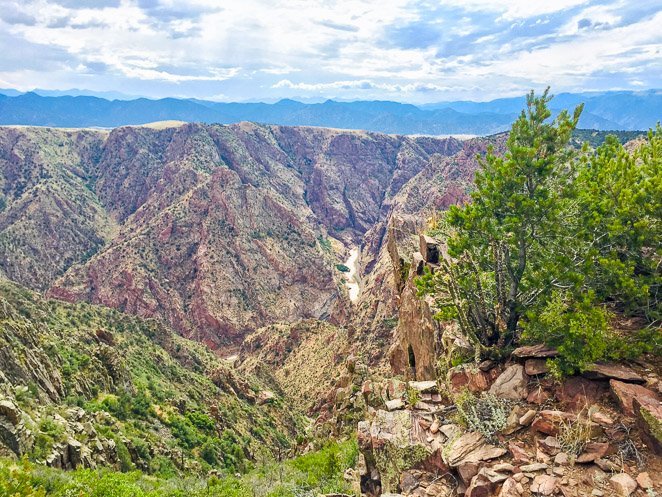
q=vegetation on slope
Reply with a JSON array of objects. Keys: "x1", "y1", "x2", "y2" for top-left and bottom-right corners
[
  {"x1": 418, "y1": 89, "x2": 661, "y2": 375},
  {"x1": 0, "y1": 439, "x2": 358, "y2": 497},
  {"x1": 0, "y1": 279, "x2": 305, "y2": 476}
]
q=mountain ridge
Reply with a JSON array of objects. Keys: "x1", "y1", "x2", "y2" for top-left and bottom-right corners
[{"x1": 1, "y1": 90, "x2": 659, "y2": 134}]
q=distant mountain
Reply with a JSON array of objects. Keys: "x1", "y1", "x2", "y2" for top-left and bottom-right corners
[
  {"x1": 0, "y1": 90, "x2": 659, "y2": 133},
  {"x1": 424, "y1": 90, "x2": 662, "y2": 131}
]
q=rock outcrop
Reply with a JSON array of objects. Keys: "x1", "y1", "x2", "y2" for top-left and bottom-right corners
[{"x1": 388, "y1": 235, "x2": 443, "y2": 380}]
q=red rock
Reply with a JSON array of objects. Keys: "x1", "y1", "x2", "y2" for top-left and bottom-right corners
[
  {"x1": 558, "y1": 377, "x2": 609, "y2": 411},
  {"x1": 609, "y1": 473, "x2": 637, "y2": 496},
  {"x1": 590, "y1": 411, "x2": 614, "y2": 426},
  {"x1": 466, "y1": 472, "x2": 497, "y2": 497},
  {"x1": 448, "y1": 364, "x2": 501, "y2": 394},
  {"x1": 610, "y1": 379, "x2": 659, "y2": 417},
  {"x1": 498, "y1": 478, "x2": 523, "y2": 497},
  {"x1": 527, "y1": 387, "x2": 551, "y2": 405},
  {"x1": 508, "y1": 442, "x2": 531, "y2": 464},
  {"x1": 457, "y1": 462, "x2": 480, "y2": 485},
  {"x1": 636, "y1": 472, "x2": 653, "y2": 490},
  {"x1": 576, "y1": 442, "x2": 610, "y2": 463},
  {"x1": 531, "y1": 410, "x2": 576, "y2": 435},
  {"x1": 530, "y1": 475, "x2": 557, "y2": 495}
]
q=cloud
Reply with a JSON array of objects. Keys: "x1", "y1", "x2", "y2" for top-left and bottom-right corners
[
  {"x1": 273, "y1": 79, "x2": 457, "y2": 94},
  {"x1": 0, "y1": 2, "x2": 38, "y2": 26},
  {"x1": 0, "y1": 0, "x2": 659, "y2": 102},
  {"x1": 316, "y1": 20, "x2": 359, "y2": 32}
]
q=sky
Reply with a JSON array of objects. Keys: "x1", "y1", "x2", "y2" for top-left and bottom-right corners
[{"x1": 0, "y1": 0, "x2": 660, "y2": 103}]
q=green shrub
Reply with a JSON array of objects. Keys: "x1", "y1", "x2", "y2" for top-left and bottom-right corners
[{"x1": 522, "y1": 292, "x2": 616, "y2": 376}]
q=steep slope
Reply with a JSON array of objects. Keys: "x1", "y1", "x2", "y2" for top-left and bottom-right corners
[
  {"x1": 0, "y1": 122, "x2": 458, "y2": 347},
  {"x1": 0, "y1": 127, "x2": 114, "y2": 290},
  {"x1": 0, "y1": 279, "x2": 304, "y2": 472}
]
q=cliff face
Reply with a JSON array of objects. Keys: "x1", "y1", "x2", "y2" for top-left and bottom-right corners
[{"x1": 0, "y1": 122, "x2": 474, "y2": 347}]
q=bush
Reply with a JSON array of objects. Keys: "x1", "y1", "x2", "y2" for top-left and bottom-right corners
[
  {"x1": 168, "y1": 415, "x2": 203, "y2": 450},
  {"x1": 455, "y1": 390, "x2": 511, "y2": 441},
  {"x1": 522, "y1": 292, "x2": 615, "y2": 376}
]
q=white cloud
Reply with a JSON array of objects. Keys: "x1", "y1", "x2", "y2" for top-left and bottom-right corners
[{"x1": 0, "y1": 0, "x2": 659, "y2": 101}]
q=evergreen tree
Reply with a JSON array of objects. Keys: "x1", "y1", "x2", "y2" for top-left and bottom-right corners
[{"x1": 419, "y1": 88, "x2": 583, "y2": 357}]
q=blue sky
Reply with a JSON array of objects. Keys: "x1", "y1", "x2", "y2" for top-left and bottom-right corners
[{"x1": 0, "y1": 0, "x2": 660, "y2": 102}]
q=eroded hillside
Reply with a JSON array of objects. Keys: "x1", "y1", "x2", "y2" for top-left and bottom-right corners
[{"x1": 0, "y1": 122, "x2": 473, "y2": 348}]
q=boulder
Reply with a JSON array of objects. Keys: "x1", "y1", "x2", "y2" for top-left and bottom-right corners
[
  {"x1": 530, "y1": 410, "x2": 576, "y2": 435},
  {"x1": 530, "y1": 475, "x2": 557, "y2": 495},
  {"x1": 445, "y1": 431, "x2": 507, "y2": 467},
  {"x1": 457, "y1": 462, "x2": 480, "y2": 486},
  {"x1": 489, "y1": 365, "x2": 528, "y2": 401},
  {"x1": 386, "y1": 399, "x2": 405, "y2": 411},
  {"x1": 610, "y1": 380, "x2": 659, "y2": 417},
  {"x1": 448, "y1": 365, "x2": 493, "y2": 394},
  {"x1": 633, "y1": 395, "x2": 662, "y2": 455},
  {"x1": 519, "y1": 410, "x2": 536, "y2": 426},
  {"x1": 537, "y1": 437, "x2": 560, "y2": 456},
  {"x1": 576, "y1": 442, "x2": 610, "y2": 463},
  {"x1": 609, "y1": 473, "x2": 637, "y2": 496}
]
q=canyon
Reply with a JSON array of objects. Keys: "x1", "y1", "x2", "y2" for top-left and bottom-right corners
[{"x1": 0, "y1": 121, "x2": 491, "y2": 350}]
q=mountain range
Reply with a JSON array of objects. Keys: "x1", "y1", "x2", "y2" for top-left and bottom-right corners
[{"x1": 1, "y1": 89, "x2": 659, "y2": 134}]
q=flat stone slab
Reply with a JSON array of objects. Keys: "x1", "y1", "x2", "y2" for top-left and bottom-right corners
[
  {"x1": 408, "y1": 380, "x2": 438, "y2": 393},
  {"x1": 583, "y1": 363, "x2": 644, "y2": 383},
  {"x1": 512, "y1": 344, "x2": 558, "y2": 358}
]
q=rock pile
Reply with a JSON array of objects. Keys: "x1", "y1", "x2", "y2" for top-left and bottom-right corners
[{"x1": 356, "y1": 345, "x2": 662, "y2": 496}]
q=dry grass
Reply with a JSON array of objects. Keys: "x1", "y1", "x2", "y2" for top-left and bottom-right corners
[{"x1": 557, "y1": 407, "x2": 595, "y2": 456}]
